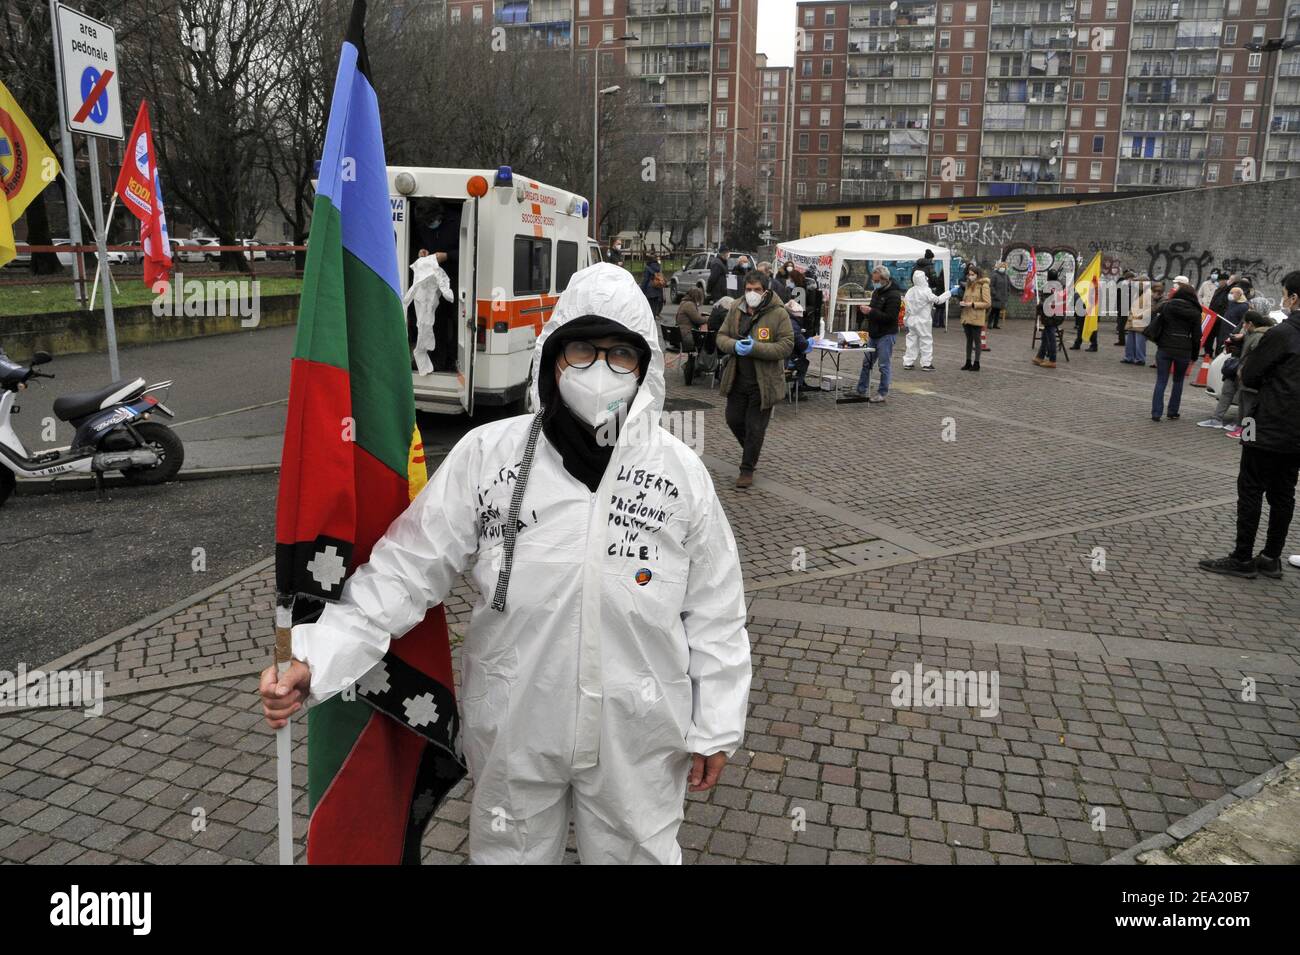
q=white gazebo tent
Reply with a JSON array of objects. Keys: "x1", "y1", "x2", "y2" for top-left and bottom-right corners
[{"x1": 776, "y1": 230, "x2": 952, "y2": 334}]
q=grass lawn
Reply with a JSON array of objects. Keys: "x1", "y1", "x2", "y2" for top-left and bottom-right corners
[{"x1": 0, "y1": 275, "x2": 303, "y2": 317}]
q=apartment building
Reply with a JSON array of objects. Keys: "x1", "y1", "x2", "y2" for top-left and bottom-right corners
[
  {"x1": 793, "y1": 0, "x2": 1300, "y2": 206},
  {"x1": 447, "y1": 0, "x2": 763, "y2": 246},
  {"x1": 758, "y1": 54, "x2": 796, "y2": 237}
]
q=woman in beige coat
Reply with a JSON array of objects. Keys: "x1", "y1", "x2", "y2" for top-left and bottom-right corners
[
  {"x1": 1123, "y1": 279, "x2": 1161, "y2": 365},
  {"x1": 959, "y1": 266, "x2": 992, "y2": 371}
]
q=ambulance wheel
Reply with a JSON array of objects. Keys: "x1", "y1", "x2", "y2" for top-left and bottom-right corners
[{"x1": 0, "y1": 467, "x2": 14, "y2": 507}]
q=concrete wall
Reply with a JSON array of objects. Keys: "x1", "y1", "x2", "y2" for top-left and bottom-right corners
[
  {"x1": 894, "y1": 179, "x2": 1300, "y2": 315},
  {"x1": 2, "y1": 295, "x2": 300, "y2": 361}
]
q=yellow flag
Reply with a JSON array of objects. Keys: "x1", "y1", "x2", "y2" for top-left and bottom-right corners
[
  {"x1": 1075, "y1": 251, "x2": 1103, "y2": 343},
  {"x1": 0, "y1": 80, "x2": 61, "y2": 267}
]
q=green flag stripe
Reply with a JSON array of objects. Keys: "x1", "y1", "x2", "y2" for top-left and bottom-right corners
[
  {"x1": 307, "y1": 696, "x2": 373, "y2": 812},
  {"x1": 341, "y1": 247, "x2": 415, "y2": 477},
  {"x1": 293, "y1": 195, "x2": 349, "y2": 371}
]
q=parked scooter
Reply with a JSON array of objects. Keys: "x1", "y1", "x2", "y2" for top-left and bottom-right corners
[{"x1": 0, "y1": 349, "x2": 184, "y2": 506}]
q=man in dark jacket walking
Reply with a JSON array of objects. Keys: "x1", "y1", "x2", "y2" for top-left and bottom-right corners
[
  {"x1": 1147, "y1": 281, "x2": 1202, "y2": 420},
  {"x1": 1199, "y1": 270, "x2": 1300, "y2": 579},
  {"x1": 848, "y1": 266, "x2": 902, "y2": 404},
  {"x1": 920, "y1": 250, "x2": 947, "y2": 329},
  {"x1": 707, "y1": 248, "x2": 731, "y2": 304}
]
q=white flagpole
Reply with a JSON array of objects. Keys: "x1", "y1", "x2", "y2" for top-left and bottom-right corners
[{"x1": 274, "y1": 605, "x2": 295, "y2": 864}]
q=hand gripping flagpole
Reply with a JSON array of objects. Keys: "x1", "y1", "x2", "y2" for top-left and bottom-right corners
[{"x1": 274, "y1": 600, "x2": 295, "y2": 865}]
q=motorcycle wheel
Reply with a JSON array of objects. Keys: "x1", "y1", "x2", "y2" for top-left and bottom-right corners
[
  {"x1": 119, "y1": 421, "x2": 185, "y2": 486},
  {"x1": 0, "y1": 467, "x2": 14, "y2": 507}
]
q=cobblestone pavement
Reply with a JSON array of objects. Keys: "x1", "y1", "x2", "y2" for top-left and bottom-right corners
[{"x1": 2, "y1": 327, "x2": 1297, "y2": 864}]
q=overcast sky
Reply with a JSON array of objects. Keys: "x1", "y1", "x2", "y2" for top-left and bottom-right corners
[{"x1": 756, "y1": 0, "x2": 797, "y2": 67}]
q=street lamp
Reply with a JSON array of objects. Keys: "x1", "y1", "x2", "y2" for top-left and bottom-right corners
[
  {"x1": 592, "y1": 32, "x2": 639, "y2": 241},
  {"x1": 712, "y1": 125, "x2": 749, "y2": 250},
  {"x1": 1244, "y1": 37, "x2": 1300, "y2": 178}
]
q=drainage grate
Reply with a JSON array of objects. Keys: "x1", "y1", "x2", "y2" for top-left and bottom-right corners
[{"x1": 829, "y1": 539, "x2": 915, "y2": 564}]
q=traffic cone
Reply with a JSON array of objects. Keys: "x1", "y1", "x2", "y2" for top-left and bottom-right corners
[
  {"x1": 981, "y1": 326, "x2": 991, "y2": 351},
  {"x1": 1190, "y1": 353, "x2": 1211, "y2": 387}
]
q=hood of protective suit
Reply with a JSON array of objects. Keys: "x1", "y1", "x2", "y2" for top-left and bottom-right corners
[
  {"x1": 530, "y1": 263, "x2": 664, "y2": 420},
  {"x1": 912, "y1": 270, "x2": 930, "y2": 291}
]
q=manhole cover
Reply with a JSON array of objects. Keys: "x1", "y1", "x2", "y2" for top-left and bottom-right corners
[
  {"x1": 830, "y1": 539, "x2": 915, "y2": 563},
  {"x1": 663, "y1": 397, "x2": 713, "y2": 411}
]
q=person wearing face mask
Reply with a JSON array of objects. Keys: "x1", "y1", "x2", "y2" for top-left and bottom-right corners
[
  {"x1": 717, "y1": 272, "x2": 795, "y2": 488},
  {"x1": 849, "y1": 266, "x2": 903, "y2": 403},
  {"x1": 989, "y1": 261, "x2": 1010, "y2": 330},
  {"x1": 261, "y1": 264, "x2": 751, "y2": 863},
  {"x1": 1199, "y1": 270, "x2": 1300, "y2": 581}
]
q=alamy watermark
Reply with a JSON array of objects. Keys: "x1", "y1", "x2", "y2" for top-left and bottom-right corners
[
  {"x1": 890, "y1": 662, "x2": 1000, "y2": 718},
  {"x1": 151, "y1": 270, "x2": 261, "y2": 327},
  {"x1": 0, "y1": 664, "x2": 104, "y2": 717}
]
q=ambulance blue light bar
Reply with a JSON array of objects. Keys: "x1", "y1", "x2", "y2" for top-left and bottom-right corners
[{"x1": 495, "y1": 166, "x2": 514, "y2": 187}]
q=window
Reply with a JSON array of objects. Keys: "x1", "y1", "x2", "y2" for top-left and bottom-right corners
[
  {"x1": 819, "y1": 108, "x2": 831, "y2": 127},
  {"x1": 514, "y1": 237, "x2": 551, "y2": 295},
  {"x1": 1065, "y1": 160, "x2": 1078, "y2": 179},
  {"x1": 958, "y1": 108, "x2": 970, "y2": 126},
  {"x1": 1079, "y1": 0, "x2": 1092, "y2": 14},
  {"x1": 1073, "y1": 81, "x2": 1085, "y2": 99},
  {"x1": 717, "y1": 108, "x2": 729, "y2": 127},
  {"x1": 603, "y1": 0, "x2": 613, "y2": 13},
  {"x1": 1244, "y1": 81, "x2": 1259, "y2": 101},
  {"x1": 1071, "y1": 107, "x2": 1083, "y2": 127},
  {"x1": 1248, "y1": 52, "x2": 1262, "y2": 73},
  {"x1": 1217, "y1": 81, "x2": 1230, "y2": 102},
  {"x1": 965, "y1": 3, "x2": 977, "y2": 21},
  {"x1": 821, "y1": 83, "x2": 833, "y2": 101},
  {"x1": 1100, "y1": 54, "x2": 1113, "y2": 74},
  {"x1": 939, "y1": 30, "x2": 951, "y2": 49},
  {"x1": 804, "y1": 9, "x2": 814, "y2": 26},
  {"x1": 816, "y1": 182, "x2": 828, "y2": 199},
  {"x1": 864, "y1": 214, "x2": 880, "y2": 227},
  {"x1": 798, "y1": 108, "x2": 809, "y2": 126},
  {"x1": 796, "y1": 158, "x2": 808, "y2": 175},
  {"x1": 1093, "y1": 135, "x2": 1105, "y2": 153},
  {"x1": 578, "y1": 25, "x2": 588, "y2": 45},
  {"x1": 962, "y1": 55, "x2": 974, "y2": 75},
  {"x1": 825, "y1": 10, "x2": 836, "y2": 25},
  {"x1": 798, "y1": 133, "x2": 809, "y2": 150},
  {"x1": 936, "y1": 81, "x2": 949, "y2": 100},
  {"x1": 718, "y1": 48, "x2": 730, "y2": 69},
  {"x1": 796, "y1": 182, "x2": 807, "y2": 197},
  {"x1": 1214, "y1": 109, "x2": 1227, "y2": 129},
  {"x1": 1241, "y1": 109, "x2": 1254, "y2": 129},
  {"x1": 896, "y1": 214, "x2": 914, "y2": 226},
  {"x1": 836, "y1": 215, "x2": 850, "y2": 227},
  {"x1": 1068, "y1": 134, "x2": 1080, "y2": 152},
  {"x1": 822, "y1": 59, "x2": 833, "y2": 76},
  {"x1": 819, "y1": 133, "x2": 830, "y2": 150},
  {"x1": 1206, "y1": 163, "x2": 1220, "y2": 184},
  {"x1": 800, "y1": 84, "x2": 812, "y2": 102},
  {"x1": 959, "y1": 82, "x2": 972, "y2": 101},
  {"x1": 1089, "y1": 161, "x2": 1103, "y2": 181},
  {"x1": 450, "y1": 7, "x2": 461, "y2": 23},
  {"x1": 1221, "y1": 53, "x2": 1235, "y2": 75},
  {"x1": 718, "y1": 19, "x2": 731, "y2": 40},
  {"x1": 933, "y1": 133, "x2": 945, "y2": 150},
  {"x1": 1106, "y1": 0, "x2": 1118, "y2": 16},
  {"x1": 941, "y1": 3, "x2": 953, "y2": 21},
  {"x1": 955, "y1": 159, "x2": 967, "y2": 176},
  {"x1": 1256, "y1": 0, "x2": 1269, "y2": 12},
  {"x1": 717, "y1": 77, "x2": 729, "y2": 98},
  {"x1": 823, "y1": 34, "x2": 834, "y2": 51},
  {"x1": 818, "y1": 158, "x2": 829, "y2": 175},
  {"x1": 1075, "y1": 54, "x2": 1087, "y2": 73},
  {"x1": 1224, "y1": 26, "x2": 1238, "y2": 46},
  {"x1": 1237, "y1": 136, "x2": 1251, "y2": 156},
  {"x1": 1098, "y1": 80, "x2": 1111, "y2": 100},
  {"x1": 556, "y1": 241, "x2": 579, "y2": 292},
  {"x1": 1095, "y1": 109, "x2": 1107, "y2": 128},
  {"x1": 956, "y1": 134, "x2": 968, "y2": 151},
  {"x1": 472, "y1": 5, "x2": 483, "y2": 24},
  {"x1": 963, "y1": 31, "x2": 975, "y2": 49},
  {"x1": 937, "y1": 56, "x2": 950, "y2": 76},
  {"x1": 935, "y1": 109, "x2": 946, "y2": 126}
]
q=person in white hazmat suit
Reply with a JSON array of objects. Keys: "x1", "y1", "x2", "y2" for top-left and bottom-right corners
[
  {"x1": 902, "y1": 269, "x2": 961, "y2": 371},
  {"x1": 262, "y1": 263, "x2": 751, "y2": 864},
  {"x1": 404, "y1": 252, "x2": 454, "y2": 376}
]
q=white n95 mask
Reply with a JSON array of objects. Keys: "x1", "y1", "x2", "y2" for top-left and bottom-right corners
[
  {"x1": 744, "y1": 291, "x2": 763, "y2": 308},
  {"x1": 558, "y1": 361, "x2": 639, "y2": 428}
]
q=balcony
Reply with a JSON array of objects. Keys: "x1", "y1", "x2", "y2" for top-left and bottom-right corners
[
  {"x1": 847, "y1": 31, "x2": 936, "y2": 55},
  {"x1": 1117, "y1": 166, "x2": 1207, "y2": 189},
  {"x1": 847, "y1": 5, "x2": 938, "y2": 31},
  {"x1": 843, "y1": 109, "x2": 929, "y2": 131},
  {"x1": 988, "y1": 1, "x2": 1073, "y2": 26},
  {"x1": 1122, "y1": 108, "x2": 1211, "y2": 132},
  {"x1": 1119, "y1": 143, "x2": 1208, "y2": 161},
  {"x1": 627, "y1": 0, "x2": 712, "y2": 17},
  {"x1": 985, "y1": 81, "x2": 1069, "y2": 105},
  {"x1": 845, "y1": 89, "x2": 932, "y2": 107},
  {"x1": 1125, "y1": 81, "x2": 1216, "y2": 106},
  {"x1": 1132, "y1": 1, "x2": 1222, "y2": 20},
  {"x1": 988, "y1": 29, "x2": 1075, "y2": 54},
  {"x1": 1128, "y1": 57, "x2": 1218, "y2": 79}
]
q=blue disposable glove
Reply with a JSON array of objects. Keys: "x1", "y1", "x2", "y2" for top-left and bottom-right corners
[
  {"x1": 950, "y1": 284, "x2": 962, "y2": 296},
  {"x1": 735, "y1": 337, "x2": 754, "y2": 356},
  {"x1": 805, "y1": 339, "x2": 814, "y2": 354}
]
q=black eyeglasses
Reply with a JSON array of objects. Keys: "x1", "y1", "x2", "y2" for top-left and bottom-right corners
[{"x1": 562, "y1": 340, "x2": 640, "y2": 375}]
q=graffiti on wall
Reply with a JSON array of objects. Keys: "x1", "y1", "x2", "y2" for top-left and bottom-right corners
[
  {"x1": 1003, "y1": 245, "x2": 1080, "y2": 292},
  {"x1": 1144, "y1": 242, "x2": 1215, "y2": 286},
  {"x1": 933, "y1": 219, "x2": 1017, "y2": 249}
]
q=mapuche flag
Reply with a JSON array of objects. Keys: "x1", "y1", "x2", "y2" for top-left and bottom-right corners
[
  {"x1": 0, "y1": 79, "x2": 60, "y2": 268},
  {"x1": 275, "y1": 0, "x2": 464, "y2": 865},
  {"x1": 113, "y1": 102, "x2": 172, "y2": 289},
  {"x1": 1020, "y1": 247, "x2": 1037, "y2": 303}
]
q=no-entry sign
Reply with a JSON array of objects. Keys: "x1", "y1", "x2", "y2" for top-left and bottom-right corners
[{"x1": 54, "y1": 4, "x2": 122, "y2": 140}]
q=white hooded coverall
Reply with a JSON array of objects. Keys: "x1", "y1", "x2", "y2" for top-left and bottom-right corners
[
  {"x1": 403, "y1": 254, "x2": 454, "y2": 376},
  {"x1": 902, "y1": 269, "x2": 953, "y2": 369},
  {"x1": 292, "y1": 263, "x2": 751, "y2": 864}
]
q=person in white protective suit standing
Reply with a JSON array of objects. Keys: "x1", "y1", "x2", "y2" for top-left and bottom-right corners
[
  {"x1": 902, "y1": 269, "x2": 961, "y2": 371},
  {"x1": 405, "y1": 252, "x2": 454, "y2": 376},
  {"x1": 261, "y1": 263, "x2": 752, "y2": 865}
]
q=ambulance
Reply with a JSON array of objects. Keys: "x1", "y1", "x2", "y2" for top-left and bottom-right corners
[{"x1": 388, "y1": 166, "x2": 603, "y2": 416}]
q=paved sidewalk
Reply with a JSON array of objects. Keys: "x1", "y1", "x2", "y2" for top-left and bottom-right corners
[{"x1": 2, "y1": 327, "x2": 1297, "y2": 864}]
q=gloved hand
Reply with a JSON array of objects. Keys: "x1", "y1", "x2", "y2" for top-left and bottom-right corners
[
  {"x1": 950, "y1": 284, "x2": 962, "y2": 296},
  {"x1": 804, "y1": 339, "x2": 814, "y2": 354},
  {"x1": 734, "y1": 337, "x2": 754, "y2": 356}
]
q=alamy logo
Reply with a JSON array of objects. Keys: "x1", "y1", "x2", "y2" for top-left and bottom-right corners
[
  {"x1": 49, "y1": 886, "x2": 151, "y2": 935},
  {"x1": 151, "y1": 270, "x2": 261, "y2": 327},
  {"x1": 890, "y1": 662, "x2": 1000, "y2": 718},
  {"x1": 0, "y1": 665, "x2": 104, "y2": 717}
]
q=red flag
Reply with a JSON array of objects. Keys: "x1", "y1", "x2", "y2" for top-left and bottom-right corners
[
  {"x1": 1200, "y1": 305, "x2": 1220, "y2": 349},
  {"x1": 113, "y1": 102, "x2": 172, "y2": 289},
  {"x1": 1021, "y1": 247, "x2": 1038, "y2": 302}
]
